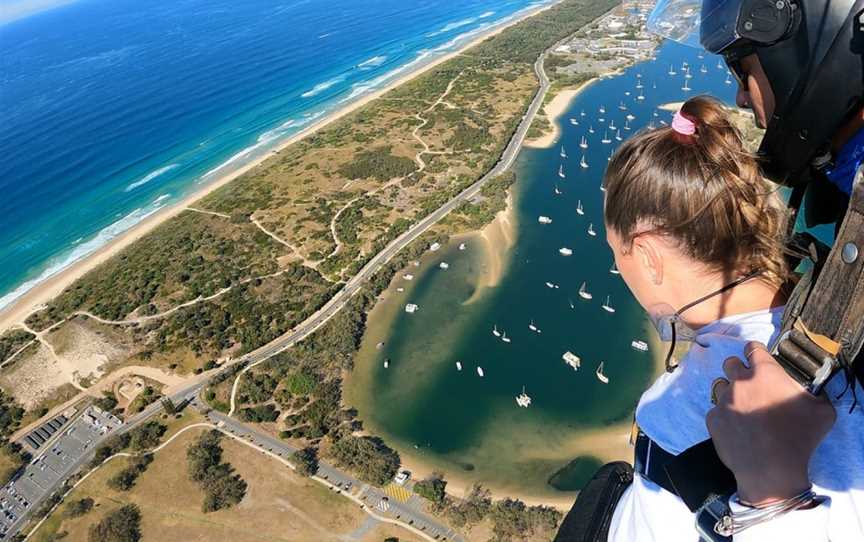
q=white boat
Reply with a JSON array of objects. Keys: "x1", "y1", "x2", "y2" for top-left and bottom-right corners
[
  {"x1": 618, "y1": 101, "x2": 627, "y2": 111},
  {"x1": 404, "y1": 273, "x2": 414, "y2": 280},
  {"x1": 562, "y1": 351, "x2": 581, "y2": 370},
  {"x1": 554, "y1": 185, "x2": 562, "y2": 195},
  {"x1": 439, "y1": 261, "x2": 449, "y2": 270},
  {"x1": 588, "y1": 125, "x2": 595, "y2": 134},
  {"x1": 601, "y1": 130, "x2": 612, "y2": 144},
  {"x1": 545, "y1": 281, "x2": 560, "y2": 289},
  {"x1": 631, "y1": 340, "x2": 649, "y2": 352},
  {"x1": 598, "y1": 116, "x2": 605, "y2": 123},
  {"x1": 501, "y1": 331, "x2": 511, "y2": 343},
  {"x1": 587, "y1": 223, "x2": 597, "y2": 237},
  {"x1": 609, "y1": 119, "x2": 616, "y2": 130},
  {"x1": 569, "y1": 118, "x2": 579, "y2": 125},
  {"x1": 717, "y1": 59, "x2": 724, "y2": 69},
  {"x1": 559, "y1": 247, "x2": 573, "y2": 256},
  {"x1": 384, "y1": 358, "x2": 389, "y2": 368},
  {"x1": 580, "y1": 109, "x2": 586, "y2": 117},
  {"x1": 624, "y1": 119, "x2": 631, "y2": 131},
  {"x1": 636, "y1": 81, "x2": 643, "y2": 89},
  {"x1": 580, "y1": 155, "x2": 589, "y2": 169},
  {"x1": 578, "y1": 281, "x2": 593, "y2": 300},
  {"x1": 579, "y1": 135, "x2": 588, "y2": 149},
  {"x1": 538, "y1": 215, "x2": 552, "y2": 224},
  {"x1": 459, "y1": 243, "x2": 466, "y2": 250},
  {"x1": 599, "y1": 105, "x2": 606, "y2": 114},
  {"x1": 568, "y1": 298, "x2": 575, "y2": 309},
  {"x1": 405, "y1": 303, "x2": 419, "y2": 313},
  {"x1": 668, "y1": 64, "x2": 677, "y2": 75},
  {"x1": 725, "y1": 74, "x2": 732, "y2": 85},
  {"x1": 682, "y1": 81, "x2": 691, "y2": 92},
  {"x1": 653, "y1": 110, "x2": 659, "y2": 117},
  {"x1": 685, "y1": 67, "x2": 693, "y2": 79},
  {"x1": 610, "y1": 264, "x2": 620, "y2": 275},
  {"x1": 637, "y1": 89, "x2": 645, "y2": 101},
  {"x1": 492, "y1": 325, "x2": 501, "y2": 337},
  {"x1": 700, "y1": 64, "x2": 708, "y2": 73},
  {"x1": 528, "y1": 319, "x2": 541, "y2": 333},
  {"x1": 607, "y1": 152, "x2": 612, "y2": 162},
  {"x1": 601, "y1": 295, "x2": 615, "y2": 313},
  {"x1": 560, "y1": 145, "x2": 567, "y2": 158},
  {"x1": 624, "y1": 90, "x2": 631, "y2": 96},
  {"x1": 626, "y1": 113, "x2": 635, "y2": 121},
  {"x1": 596, "y1": 362, "x2": 609, "y2": 384},
  {"x1": 516, "y1": 386, "x2": 532, "y2": 408},
  {"x1": 576, "y1": 200, "x2": 584, "y2": 215},
  {"x1": 558, "y1": 164, "x2": 565, "y2": 178},
  {"x1": 615, "y1": 129, "x2": 622, "y2": 141},
  {"x1": 429, "y1": 242, "x2": 441, "y2": 251},
  {"x1": 477, "y1": 366, "x2": 484, "y2": 377},
  {"x1": 456, "y1": 361, "x2": 463, "y2": 371}
]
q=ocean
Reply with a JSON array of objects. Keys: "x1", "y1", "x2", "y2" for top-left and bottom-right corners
[
  {"x1": 0, "y1": 0, "x2": 556, "y2": 310},
  {"x1": 345, "y1": 41, "x2": 739, "y2": 499}
]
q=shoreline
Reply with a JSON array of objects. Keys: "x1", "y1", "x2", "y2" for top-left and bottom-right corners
[
  {"x1": 524, "y1": 78, "x2": 599, "y2": 149},
  {"x1": 0, "y1": 0, "x2": 563, "y2": 334}
]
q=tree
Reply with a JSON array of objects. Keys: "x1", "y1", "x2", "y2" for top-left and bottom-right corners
[
  {"x1": 65, "y1": 498, "x2": 94, "y2": 518},
  {"x1": 447, "y1": 483, "x2": 491, "y2": 527},
  {"x1": 291, "y1": 446, "x2": 318, "y2": 477},
  {"x1": 160, "y1": 398, "x2": 176, "y2": 415},
  {"x1": 329, "y1": 435, "x2": 399, "y2": 486},
  {"x1": 94, "y1": 392, "x2": 118, "y2": 412},
  {"x1": 88, "y1": 504, "x2": 141, "y2": 542},
  {"x1": 413, "y1": 472, "x2": 447, "y2": 503},
  {"x1": 128, "y1": 421, "x2": 166, "y2": 451},
  {"x1": 186, "y1": 430, "x2": 247, "y2": 512}
]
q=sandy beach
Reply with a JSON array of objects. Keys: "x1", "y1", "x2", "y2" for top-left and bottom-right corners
[
  {"x1": 524, "y1": 79, "x2": 598, "y2": 149},
  {"x1": 0, "y1": 0, "x2": 563, "y2": 334}
]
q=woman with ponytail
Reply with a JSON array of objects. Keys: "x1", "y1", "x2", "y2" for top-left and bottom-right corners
[{"x1": 578, "y1": 96, "x2": 864, "y2": 541}]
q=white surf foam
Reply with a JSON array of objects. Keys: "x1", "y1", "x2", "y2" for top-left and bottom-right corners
[
  {"x1": 432, "y1": 23, "x2": 491, "y2": 53},
  {"x1": 124, "y1": 163, "x2": 180, "y2": 192},
  {"x1": 358, "y1": 55, "x2": 387, "y2": 69},
  {"x1": 301, "y1": 76, "x2": 346, "y2": 98},
  {"x1": 0, "y1": 203, "x2": 168, "y2": 311},
  {"x1": 478, "y1": 11, "x2": 495, "y2": 18},
  {"x1": 426, "y1": 17, "x2": 476, "y2": 37}
]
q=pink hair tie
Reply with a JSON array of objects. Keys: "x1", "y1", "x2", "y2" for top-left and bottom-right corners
[{"x1": 672, "y1": 110, "x2": 696, "y2": 136}]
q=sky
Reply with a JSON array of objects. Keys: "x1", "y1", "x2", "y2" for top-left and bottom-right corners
[{"x1": 0, "y1": 0, "x2": 79, "y2": 25}]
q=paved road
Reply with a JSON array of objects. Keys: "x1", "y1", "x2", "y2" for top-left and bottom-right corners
[
  {"x1": 206, "y1": 410, "x2": 464, "y2": 542},
  {"x1": 9, "y1": 47, "x2": 552, "y2": 541}
]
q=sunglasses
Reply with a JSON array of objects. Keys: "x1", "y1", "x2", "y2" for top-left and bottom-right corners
[{"x1": 726, "y1": 58, "x2": 749, "y2": 90}]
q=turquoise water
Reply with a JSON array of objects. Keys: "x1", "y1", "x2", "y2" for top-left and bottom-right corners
[
  {"x1": 0, "y1": 0, "x2": 553, "y2": 310},
  {"x1": 348, "y1": 41, "x2": 738, "y2": 496}
]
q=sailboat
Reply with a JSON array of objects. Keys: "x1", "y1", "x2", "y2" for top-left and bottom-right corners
[
  {"x1": 588, "y1": 125, "x2": 595, "y2": 134},
  {"x1": 601, "y1": 295, "x2": 615, "y2": 313},
  {"x1": 636, "y1": 80, "x2": 643, "y2": 89},
  {"x1": 653, "y1": 110, "x2": 659, "y2": 117},
  {"x1": 599, "y1": 105, "x2": 606, "y2": 114},
  {"x1": 595, "y1": 362, "x2": 609, "y2": 384},
  {"x1": 456, "y1": 361, "x2": 463, "y2": 371},
  {"x1": 560, "y1": 145, "x2": 567, "y2": 158},
  {"x1": 609, "y1": 263, "x2": 620, "y2": 275},
  {"x1": 609, "y1": 119, "x2": 616, "y2": 130},
  {"x1": 624, "y1": 119, "x2": 631, "y2": 131},
  {"x1": 615, "y1": 129, "x2": 622, "y2": 141},
  {"x1": 578, "y1": 281, "x2": 593, "y2": 300},
  {"x1": 492, "y1": 325, "x2": 501, "y2": 337},
  {"x1": 528, "y1": 319, "x2": 541, "y2": 333},
  {"x1": 684, "y1": 67, "x2": 693, "y2": 79},
  {"x1": 515, "y1": 386, "x2": 532, "y2": 408},
  {"x1": 588, "y1": 223, "x2": 597, "y2": 236},
  {"x1": 576, "y1": 200, "x2": 584, "y2": 215},
  {"x1": 554, "y1": 185, "x2": 562, "y2": 195},
  {"x1": 619, "y1": 101, "x2": 627, "y2": 111},
  {"x1": 601, "y1": 130, "x2": 611, "y2": 144},
  {"x1": 668, "y1": 64, "x2": 677, "y2": 76},
  {"x1": 626, "y1": 113, "x2": 635, "y2": 121},
  {"x1": 477, "y1": 366, "x2": 485, "y2": 377},
  {"x1": 569, "y1": 117, "x2": 579, "y2": 125},
  {"x1": 384, "y1": 358, "x2": 390, "y2": 368},
  {"x1": 580, "y1": 155, "x2": 589, "y2": 169},
  {"x1": 501, "y1": 332, "x2": 511, "y2": 344},
  {"x1": 637, "y1": 89, "x2": 645, "y2": 101},
  {"x1": 568, "y1": 299, "x2": 575, "y2": 309},
  {"x1": 724, "y1": 73, "x2": 732, "y2": 85},
  {"x1": 579, "y1": 135, "x2": 588, "y2": 149},
  {"x1": 580, "y1": 109, "x2": 586, "y2": 117},
  {"x1": 598, "y1": 116, "x2": 605, "y2": 123},
  {"x1": 717, "y1": 59, "x2": 724, "y2": 69},
  {"x1": 682, "y1": 80, "x2": 692, "y2": 92},
  {"x1": 558, "y1": 164, "x2": 565, "y2": 178},
  {"x1": 700, "y1": 64, "x2": 708, "y2": 73}
]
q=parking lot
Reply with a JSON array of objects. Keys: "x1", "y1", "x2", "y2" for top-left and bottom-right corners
[{"x1": 0, "y1": 406, "x2": 122, "y2": 539}]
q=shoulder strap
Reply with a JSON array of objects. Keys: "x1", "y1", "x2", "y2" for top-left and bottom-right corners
[{"x1": 774, "y1": 165, "x2": 864, "y2": 394}]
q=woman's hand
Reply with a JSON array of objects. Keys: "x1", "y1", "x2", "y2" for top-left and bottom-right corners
[{"x1": 706, "y1": 342, "x2": 836, "y2": 506}]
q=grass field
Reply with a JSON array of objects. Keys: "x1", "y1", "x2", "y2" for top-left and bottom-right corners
[{"x1": 30, "y1": 420, "x2": 423, "y2": 542}]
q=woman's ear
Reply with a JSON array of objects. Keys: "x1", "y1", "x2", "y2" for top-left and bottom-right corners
[{"x1": 633, "y1": 235, "x2": 663, "y2": 286}]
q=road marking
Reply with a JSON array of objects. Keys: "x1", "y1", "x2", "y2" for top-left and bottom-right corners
[{"x1": 384, "y1": 483, "x2": 412, "y2": 503}]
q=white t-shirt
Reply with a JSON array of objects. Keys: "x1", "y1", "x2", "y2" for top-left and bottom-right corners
[{"x1": 608, "y1": 307, "x2": 864, "y2": 541}]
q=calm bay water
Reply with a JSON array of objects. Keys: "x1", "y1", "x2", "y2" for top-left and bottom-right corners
[
  {"x1": 0, "y1": 0, "x2": 553, "y2": 309},
  {"x1": 346, "y1": 41, "x2": 737, "y2": 498}
]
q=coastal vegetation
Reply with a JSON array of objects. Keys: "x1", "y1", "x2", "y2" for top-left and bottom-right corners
[
  {"x1": 88, "y1": 504, "x2": 141, "y2": 542},
  {"x1": 0, "y1": 329, "x2": 35, "y2": 365},
  {"x1": 186, "y1": 430, "x2": 247, "y2": 512}
]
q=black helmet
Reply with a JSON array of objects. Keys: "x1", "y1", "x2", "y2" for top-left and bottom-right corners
[{"x1": 649, "y1": 0, "x2": 864, "y2": 185}]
